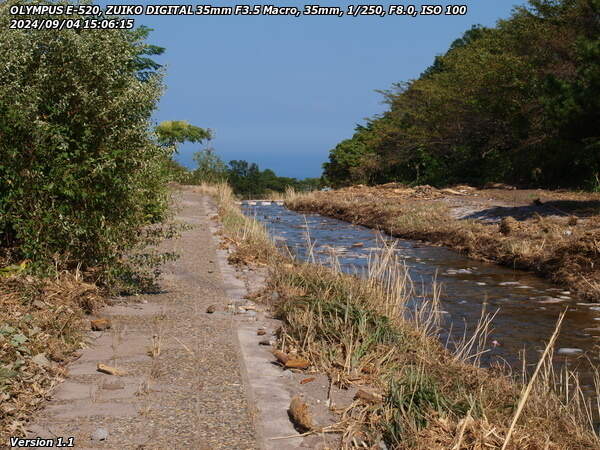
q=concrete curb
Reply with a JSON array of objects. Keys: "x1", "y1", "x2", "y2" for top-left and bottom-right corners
[{"x1": 204, "y1": 196, "x2": 305, "y2": 450}]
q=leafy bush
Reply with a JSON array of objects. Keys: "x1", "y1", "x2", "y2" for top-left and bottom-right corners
[{"x1": 0, "y1": 1, "x2": 172, "y2": 288}]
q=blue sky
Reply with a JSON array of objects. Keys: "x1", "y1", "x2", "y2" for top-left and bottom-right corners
[{"x1": 135, "y1": 1, "x2": 526, "y2": 178}]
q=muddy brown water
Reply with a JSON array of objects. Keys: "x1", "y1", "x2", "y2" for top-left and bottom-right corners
[{"x1": 243, "y1": 203, "x2": 600, "y2": 394}]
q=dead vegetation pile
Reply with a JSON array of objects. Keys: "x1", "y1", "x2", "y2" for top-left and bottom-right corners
[
  {"x1": 0, "y1": 272, "x2": 104, "y2": 439},
  {"x1": 208, "y1": 181, "x2": 600, "y2": 449},
  {"x1": 287, "y1": 187, "x2": 600, "y2": 301}
]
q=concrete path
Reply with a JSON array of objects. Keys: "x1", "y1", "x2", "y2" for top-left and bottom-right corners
[{"x1": 24, "y1": 190, "x2": 259, "y2": 449}]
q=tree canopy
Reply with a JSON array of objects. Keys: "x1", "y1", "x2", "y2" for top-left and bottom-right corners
[{"x1": 324, "y1": 0, "x2": 600, "y2": 190}]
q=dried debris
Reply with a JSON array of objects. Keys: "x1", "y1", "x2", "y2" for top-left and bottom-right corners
[
  {"x1": 96, "y1": 363, "x2": 127, "y2": 376},
  {"x1": 0, "y1": 272, "x2": 104, "y2": 441}
]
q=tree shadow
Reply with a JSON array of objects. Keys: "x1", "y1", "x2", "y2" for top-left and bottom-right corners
[{"x1": 463, "y1": 200, "x2": 600, "y2": 222}]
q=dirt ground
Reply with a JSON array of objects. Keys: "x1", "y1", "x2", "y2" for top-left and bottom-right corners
[{"x1": 336, "y1": 183, "x2": 600, "y2": 222}]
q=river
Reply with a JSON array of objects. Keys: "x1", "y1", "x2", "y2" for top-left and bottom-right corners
[{"x1": 243, "y1": 202, "x2": 600, "y2": 394}]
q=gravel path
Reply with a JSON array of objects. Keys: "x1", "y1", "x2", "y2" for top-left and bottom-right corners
[{"x1": 22, "y1": 189, "x2": 259, "y2": 449}]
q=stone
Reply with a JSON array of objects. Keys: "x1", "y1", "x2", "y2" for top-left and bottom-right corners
[
  {"x1": 90, "y1": 318, "x2": 111, "y2": 331},
  {"x1": 272, "y1": 350, "x2": 289, "y2": 365},
  {"x1": 284, "y1": 358, "x2": 310, "y2": 369},
  {"x1": 91, "y1": 428, "x2": 108, "y2": 441},
  {"x1": 256, "y1": 329, "x2": 266, "y2": 336},
  {"x1": 288, "y1": 396, "x2": 313, "y2": 431},
  {"x1": 31, "y1": 353, "x2": 51, "y2": 368},
  {"x1": 206, "y1": 305, "x2": 217, "y2": 314}
]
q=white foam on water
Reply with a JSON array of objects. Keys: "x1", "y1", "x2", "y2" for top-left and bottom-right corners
[{"x1": 556, "y1": 348, "x2": 583, "y2": 356}]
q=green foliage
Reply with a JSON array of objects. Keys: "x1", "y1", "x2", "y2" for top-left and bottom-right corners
[
  {"x1": 192, "y1": 149, "x2": 229, "y2": 184},
  {"x1": 383, "y1": 368, "x2": 471, "y2": 446},
  {"x1": 155, "y1": 120, "x2": 212, "y2": 147},
  {"x1": 0, "y1": 0, "x2": 173, "y2": 288},
  {"x1": 170, "y1": 148, "x2": 321, "y2": 197},
  {"x1": 326, "y1": 0, "x2": 600, "y2": 189}
]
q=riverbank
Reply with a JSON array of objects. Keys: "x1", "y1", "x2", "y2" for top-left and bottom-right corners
[
  {"x1": 207, "y1": 182, "x2": 600, "y2": 449},
  {"x1": 286, "y1": 184, "x2": 600, "y2": 302}
]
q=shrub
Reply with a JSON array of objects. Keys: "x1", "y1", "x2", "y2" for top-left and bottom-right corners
[{"x1": 0, "y1": 1, "x2": 172, "y2": 287}]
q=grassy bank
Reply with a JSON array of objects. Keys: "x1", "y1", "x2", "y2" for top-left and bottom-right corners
[
  {"x1": 205, "y1": 182, "x2": 600, "y2": 449},
  {"x1": 286, "y1": 185, "x2": 600, "y2": 302}
]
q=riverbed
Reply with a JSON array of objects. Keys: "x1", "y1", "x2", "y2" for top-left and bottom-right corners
[{"x1": 243, "y1": 203, "x2": 600, "y2": 390}]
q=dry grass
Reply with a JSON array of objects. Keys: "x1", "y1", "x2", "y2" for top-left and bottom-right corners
[
  {"x1": 207, "y1": 182, "x2": 600, "y2": 449},
  {"x1": 286, "y1": 187, "x2": 600, "y2": 301},
  {"x1": 195, "y1": 183, "x2": 277, "y2": 266},
  {"x1": 0, "y1": 271, "x2": 104, "y2": 438}
]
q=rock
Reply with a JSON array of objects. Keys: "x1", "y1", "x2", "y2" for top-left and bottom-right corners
[
  {"x1": 351, "y1": 242, "x2": 364, "y2": 248},
  {"x1": 97, "y1": 363, "x2": 127, "y2": 376},
  {"x1": 91, "y1": 428, "x2": 108, "y2": 441},
  {"x1": 258, "y1": 339, "x2": 273, "y2": 346},
  {"x1": 257, "y1": 329, "x2": 267, "y2": 336},
  {"x1": 31, "y1": 353, "x2": 51, "y2": 368},
  {"x1": 285, "y1": 358, "x2": 311, "y2": 369},
  {"x1": 90, "y1": 318, "x2": 111, "y2": 331},
  {"x1": 206, "y1": 305, "x2": 217, "y2": 314},
  {"x1": 32, "y1": 300, "x2": 46, "y2": 309},
  {"x1": 272, "y1": 350, "x2": 290, "y2": 365},
  {"x1": 354, "y1": 389, "x2": 383, "y2": 404},
  {"x1": 377, "y1": 441, "x2": 389, "y2": 450},
  {"x1": 288, "y1": 396, "x2": 313, "y2": 431}
]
